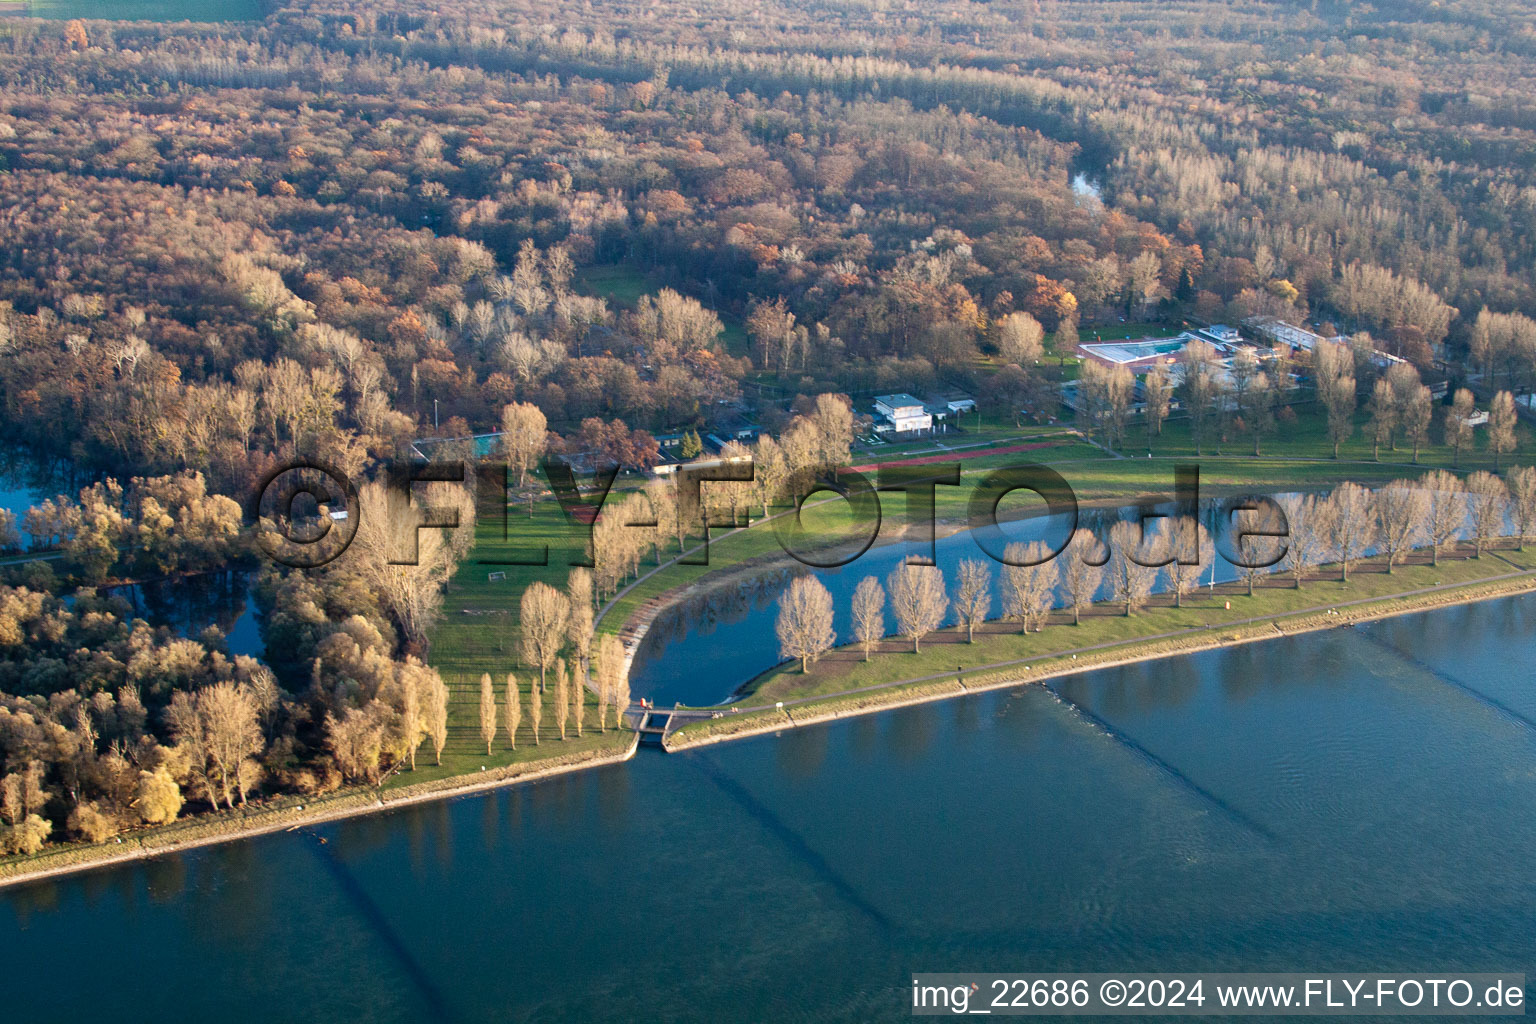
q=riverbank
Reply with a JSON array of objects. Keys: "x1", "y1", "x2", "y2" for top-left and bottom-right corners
[
  {"x1": 0, "y1": 732, "x2": 640, "y2": 891},
  {"x1": 663, "y1": 552, "x2": 1536, "y2": 750}
]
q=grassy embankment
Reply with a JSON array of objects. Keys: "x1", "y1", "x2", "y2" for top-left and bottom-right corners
[{"x1": 667, "y1": 544, "x2": 1536, "y2": 747}]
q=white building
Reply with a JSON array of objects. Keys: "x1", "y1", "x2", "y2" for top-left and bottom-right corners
[{"x1": 873, "y1": 393, "x2": 933, "y2": 434}]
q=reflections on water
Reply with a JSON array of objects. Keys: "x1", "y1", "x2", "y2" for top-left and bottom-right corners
[
  {"x1": 104, "y1": 571, "x2": 264, "y2": 658},
  {"x1": 4, "y1": 595, "x2": 1535, "y2": 1023}
]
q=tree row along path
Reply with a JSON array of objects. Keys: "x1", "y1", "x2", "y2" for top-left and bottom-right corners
[{"x1": 655, "y1": 564, "x2": 1536, "y2": 739}]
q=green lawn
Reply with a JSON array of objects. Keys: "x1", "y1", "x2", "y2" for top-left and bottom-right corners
[{"x1": 28, "y1": 0, "x2": 262, "y2": 20}]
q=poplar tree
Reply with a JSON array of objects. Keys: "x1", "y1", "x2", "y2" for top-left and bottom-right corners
[
  {"x1": 504, "y1": 673, "x2": 521, "y2": 750},
  {"x1": 479, "y1": 673, "x2": 496, "y2": 756}
]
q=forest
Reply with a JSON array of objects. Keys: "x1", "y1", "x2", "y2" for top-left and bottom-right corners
[{"x1": 4, "y1": 0, "x2": 1536, "y2": 854}]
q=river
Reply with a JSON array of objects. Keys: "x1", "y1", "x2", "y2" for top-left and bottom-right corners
[{"x1": 3, "y1": 592, "x2": 1535, "y2": 1022}]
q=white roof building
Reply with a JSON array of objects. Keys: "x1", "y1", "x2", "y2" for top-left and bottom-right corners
[{"x1": 873, "y1": 393, "x2": 933, "y2": 434}]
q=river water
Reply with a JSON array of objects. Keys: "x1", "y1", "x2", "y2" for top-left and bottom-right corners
[{"x1": 3, "y1": 592, "x2": 1535, "y2": 1022}]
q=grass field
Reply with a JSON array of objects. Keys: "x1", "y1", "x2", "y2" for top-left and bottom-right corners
[{"x1": 27, "y1": 0, "x2": 262, "y2": 20}]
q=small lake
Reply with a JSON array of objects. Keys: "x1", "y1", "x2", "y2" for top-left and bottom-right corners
[
  {"x1": 104, "y1": 572, "x2": 264, "y2": 658},
  {"x1": 2, "y1": 594, "x2": 1534, "y2": 1022}
]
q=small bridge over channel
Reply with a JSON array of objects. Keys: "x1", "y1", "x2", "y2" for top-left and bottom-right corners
[{"x1": 622, "y1": 704, "x2": 746, "y2": 744}]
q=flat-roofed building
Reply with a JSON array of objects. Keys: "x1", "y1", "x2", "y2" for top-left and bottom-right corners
[
  {"x1": 1077, "y1": 333, "x2": 1198, "y2": 371},
  {"x1": 873, "y1": 393, "x2": 933, "y2": 434}
]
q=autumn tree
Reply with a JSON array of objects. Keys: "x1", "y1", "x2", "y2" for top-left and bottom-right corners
[
  {"x1": 504, "y1": 673, "x2": 521, "y2": 750},
  {"x1": 501, "y1": 402, "x2": 549, "y2": 486},
  {"x1": 994, "y1": 311, "x2": 1044, "y2": 365},
  {"x1": 554, "y1": 658, "x2": 570, "y2": 740},
  {"x1": 479, "y1": 672, "x2": 497, "y2": 756},
  {"x1": 519, "y1": 582, "x2": 571, "y2": 692},
  {"x1": 567, "y1": 568, "x2": 595, "y2": 683},
  {"x1": 528, "y1": 675, "x2": 542, "y2": 746},
  {"x1": 425, "y1": 670, "x2": 449, "y2": 765}
]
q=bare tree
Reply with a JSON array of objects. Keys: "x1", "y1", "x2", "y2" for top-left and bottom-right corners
[
  {"x1": 1488, "y1": 391, "x2": 1517, "y2": 469},
  {"x1": 1446, "y1": 389, "x2": 1476, "y2": 468},
  {"x1": 168, "y1": 682, "x2": 264, "y2": 809},
  {"x1": 1420, "y1": 470, "x2": 1465, "y2": 565},
  {"x1": 1277, "y1": 494, "x2": 1323, "y2": 588},
  {"x1": 1314, "y1": 340, "x2": 1357, "y2": 458},
  {"x1": 504, "y1": 673, "x2": 521, "y2": 750},
  {"x1": 1061, "y1": 528, "x2": 1106, "y2": 624},
  {"x1": 500, "y1": 402, "x2": 548, "y2": 486},
  {"x1": 1367, "y1": 378, "x2": 1395, "y2": 461},
  {"x1": 851, "y1": 576, "x2": 885, "y2": 660},
  {"x1": 1001, "y1": 541, "x2": 1059, "y2": 631},
  {"x1": 1464, "y1": 471, "x2": 1510, "y2": 557},
  {"x1": 479, "y1": 673, "x2": 496, "y2": 755},
  {"x1": 1230, "y1": 502, "x2": 1286, "y2": 596},
  {"x1": 1325, "y1": 482, "x2": 1376, "y2": 581},
  {"x1": 1143, "y1": 362, "x2": 1172, "y2": 445},
  {"x1": 554, "y1": 658, "x2": 570, "y2": 740},
  {"x1": 954, "y1": 559, "x2": 992, "y2": 641},
  {"x1": 1399, "y1": 379, "x2": 1433, "y2": 463},
  {"x1": 344, "y1": 481, "x2": 459, "y2": 649},
  {"x1": 519, "y1": 582, "x2": 571, "y2": 692},
  {"x1": 1507, "y1": 466, "x2": 1536, "y2": 550},
  {"x1": 888, "y1": 563, "x2": 948, "y2": 652},
  {"x1": 1373, "y1": 481, "x2": 1429, "y2": 573},
  {"x1": 777, "y1": 576, "x2": 836, "y2": 671},
  {"x1": 1108, "y1": 520, "x2": 1157, "y2": 614},
  {"x1": 1159, "y1": 517, "x2": 1213, "y2": 605}
]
